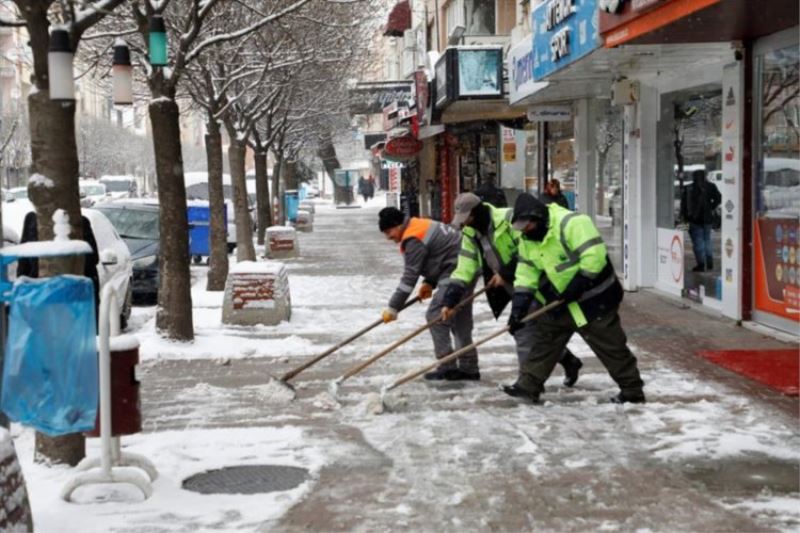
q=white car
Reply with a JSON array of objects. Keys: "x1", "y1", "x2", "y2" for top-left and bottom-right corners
[
  {"x1": 79, "y1": 180, "x2": 108, "y2": 207},
  {"x1": 99, "y1": 175, "x2": 138, "y2": 200},
  {"x1": 5, "y1": 186, "x2": 28, "y2": 202},
  {"x1": 2, "y1": 200, "x2": 133, "y2": 329}
]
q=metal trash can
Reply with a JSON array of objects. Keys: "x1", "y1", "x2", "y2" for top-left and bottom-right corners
[
  {"x1": 86, "y1": 335, "x2": 141, "y2": 437},
  {"x1": 284, "y1": 190, "x2": 300, "y2": 223},
  {"x1": 187, "y1": 202, "x2": 212, "y2": 257}
]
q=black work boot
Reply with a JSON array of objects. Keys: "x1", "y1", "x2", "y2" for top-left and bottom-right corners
[
  {"x1": 691, "y1": 263, "x2": 706, "y2": 272},
  {"x1": 706, "y1": 257, "x2": 714, "y2": 269},
  {"x1": 560, "y1": 351, "x2": 583, "y2": 388},
  {"x1": 424, "y1": 367, "x2": 458, "y2": 381},
  {"x1": 502, "y1": 383, "x2": 541, "y2": 404},
  {"x1": 610, "y1": 390, "x2": 646, "y2": 404},
  {"x1": 448, "y1": 369, "x2": 481, "y2": 381}
]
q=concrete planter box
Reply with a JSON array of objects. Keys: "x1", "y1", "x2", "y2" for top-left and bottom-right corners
[
  {"x1": 295, "y1": 210, "x2": 313, "y2": 233},
  {"x1": 299, "y1": 201, "x2": 315, "y2": 214},
  {"x1": 222, "y1": 261, "x2": 291, "y2": 326},
  {"x1": 266, "y1": 226, "x2": 299, "y2": 259}
]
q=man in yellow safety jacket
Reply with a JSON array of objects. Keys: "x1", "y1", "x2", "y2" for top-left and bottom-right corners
[
  {"x1": 378, "y1": 207, "x2": 479, "y2": 381},
  {"x1": 440, "y1": 192, "x2": 583, "y2": 387},
  {"x1": 506, "y1": 193, "x2": 645, "y2": 404}
]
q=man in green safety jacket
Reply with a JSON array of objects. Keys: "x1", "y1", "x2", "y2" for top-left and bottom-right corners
[
  {"x1": 441, "y1": 193, "x2": 583, "y2": 387},
  {"x1": 506, "y1": 193, "x2": 645, "y2": 404}
]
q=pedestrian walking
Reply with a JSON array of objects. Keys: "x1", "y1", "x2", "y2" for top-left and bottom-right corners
[
  {"x1": 366, "y1": 175, "x2": 376, "y2": 201},
  {"x1": 441, "y1": 193, "x2": 583, "y2": 386},
  {"x1": 680, "y1": 169, "x2": 722, "y2": 272},
  {"x1": 378, "y1": 207, "x2": 480, "y2": 380},
  {"x1": 506, "y1": 193, "x2": 645, "y2": 404},
  {"x1": 542, "y1": 178, "x2": 570, "y2": 209}
]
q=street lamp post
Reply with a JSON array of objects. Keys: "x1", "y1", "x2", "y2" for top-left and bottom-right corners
[
  {"x1": 112, "y1": 40, "x2": 133, "y2": 106},
  {"x1": 148, "y1": 16, "x2": 168, "y2": 67},
  {"x1": 48, "y1": 29, "x2": 75, "y2": 102}
]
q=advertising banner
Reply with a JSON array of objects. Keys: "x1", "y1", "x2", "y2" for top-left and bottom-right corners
[
  {"x1": 754, "y1": 218, "x2": 800, "y2": 322},
  {"x1": 532, "y1": 0, "x2": 601, "y2": 80},
  {"x1": 656, "y1": 228, "x2": 685, "y2": 297}
]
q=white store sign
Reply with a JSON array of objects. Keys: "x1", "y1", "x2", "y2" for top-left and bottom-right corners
[{"x1": 508, "y1": 35, "x2": 548, "y2": 105}]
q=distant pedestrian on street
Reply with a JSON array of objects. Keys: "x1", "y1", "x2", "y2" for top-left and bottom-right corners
[
  {"x1": 680, "y1": 169, "x2": 722, "y2": 272},
  {"x1": 442, "y1": 193, "x2": 583, "y2": 387},
  {"x1": 359, "y1": 176, "x2": 375, "y2": 203},
  {"x1": 378, "y1": 207, "x2": 480, "y2": 381},
  {"x1": 506, "y1": 193, "x2": 645, "y2": 404},
  {"x1": 542, "y1": 178, "x2": 570, "y2": 210},
  {"x1": 366, "y1": 175, "x2": 376, "y2": 201}
]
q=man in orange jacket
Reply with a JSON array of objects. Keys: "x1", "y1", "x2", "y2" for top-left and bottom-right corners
[{"x1": 379, "y1": 207, "x2": 479, "y2": 380}]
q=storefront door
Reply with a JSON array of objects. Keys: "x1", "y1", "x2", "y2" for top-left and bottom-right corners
[
  {"x1": 753, "y1": 29, "x2": 800, "y2": 333},
  {"x1": 656, "y1": 84, "x2": 724, "y2": 304}
]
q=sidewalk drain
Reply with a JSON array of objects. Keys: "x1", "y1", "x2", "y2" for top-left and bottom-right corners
[{"x1": 182, "y1": 465, "x2": 309, "y2": 495}]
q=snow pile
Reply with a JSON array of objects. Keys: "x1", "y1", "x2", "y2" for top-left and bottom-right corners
[
  {"x1": 28, "y1": 173, "x2": 54, "y2": 188},
  {"x1": 16, "y1": 426, "x2": 325, "y2": 531},
  {"x1": 1, "y1": 240, "x2": 92, "y2": 259},
  {"x1": 52, "y1": 209, "x2": 70, "y2": 241},
  {"x1": 245, "y1": 381, "x2": 296, "y2": 404}
]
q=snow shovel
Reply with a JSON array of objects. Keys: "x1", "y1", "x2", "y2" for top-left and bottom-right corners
[
  {"x1": 330, "y1": 286, "x2": 489, "y2": 395},
  {"x1": 278, "y1": 295, "x2": 423, "y2": 385},
  {"x1": 381, "y1": 299, "x2": 564, "y2": 398}
]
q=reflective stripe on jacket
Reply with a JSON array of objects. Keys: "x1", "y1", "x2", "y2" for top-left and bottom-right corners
[
  {"x1": 514, "y1": 204, "x2": 617, "y2": 327},
  {"x1": 451, "y1": 204, "x2": 519, "y2": 288},
  {"x1": 388, "y1": 217, "x2": 462, "y2": 311}
]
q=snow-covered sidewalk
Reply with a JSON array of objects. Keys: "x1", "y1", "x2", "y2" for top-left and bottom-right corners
[{"x1": 13, "y1": 199, "x2": 800, "y2": 532}]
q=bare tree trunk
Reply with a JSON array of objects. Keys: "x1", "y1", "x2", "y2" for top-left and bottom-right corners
[
  {"x1": 149, "y1": 98, "x2": 194, "y2": 341},
  {"x1": 254, "y1": 150, "x2": 271, "y2": 245},
  {"x1": 228, "y1": 140, "x2": 256, "y2": 261},
  {"x1": 27, "y1": 89, "x2": 86, "y2": 467},
  {"x1": 284, "y1": 160, "x2": 298, "y2": 192},
  {"x1": 205, "y1": 120, "x2": 228, "y2": 291},
  {"x1": 271, "y1": 156, "x2": 283, "y2": 226}
]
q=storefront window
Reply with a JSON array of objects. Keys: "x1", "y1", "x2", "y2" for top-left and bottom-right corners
[
  {"x1": 657, "y1": 85, "x2": 723, "y2": 302},
  {"x1": 547, "y1": 120, "x2": 576, "y2": 208},
  {"x1": 594, "y1": 100, "x2": 624, "y2": 274},
  {"x1": 754, "y1": 42, "x2": 800, "y2": 327},
  {"x1": 464, "y1": 0, "x2": 495, "y2": 36}
]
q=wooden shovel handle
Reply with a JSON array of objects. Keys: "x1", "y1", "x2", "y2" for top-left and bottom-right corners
[
  {"x1": 337, "y1": 286, "x2": 489, "y2": 383},
  {"x1": 385, "y1": 300, "x2": 563, "y2": 392},
  {"x1": 279, "y1": 296, "x2": 422, "y2": 382}
]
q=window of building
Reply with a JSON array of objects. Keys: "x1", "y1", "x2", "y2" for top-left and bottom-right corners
[{"x1": 464, "y1": 0, "x2": 495, "y2": 35}]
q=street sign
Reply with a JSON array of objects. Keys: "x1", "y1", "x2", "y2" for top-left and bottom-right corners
[{"x1": 384, "y1": 135, "x2": 423, "y2": 158}]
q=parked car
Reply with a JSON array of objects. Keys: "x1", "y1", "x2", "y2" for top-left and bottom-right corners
[
  {"x1": 1, "y1": 199, "x2": 133, "y2": 327},
  {"x1": 83, "y1": 208, "x2": 134, "y2": 327},
  {"x1": 5, "y1": 186, "x2": 27, "y2": 202},
  {"x1": 95, "y1": 201, "x2": 159, "y2": 304},
  {"x1": 99, "y1": 175, "x2": 138, "y2": 200},
  {"x1": 79, "y1": 180, "x2": 108, "y2": 207}
]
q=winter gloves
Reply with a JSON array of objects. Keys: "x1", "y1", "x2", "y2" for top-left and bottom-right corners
[
  {"x1": 381, "y1": 308, "x2": 398, "y2": 324},
  {"x1": 417, "y1": 282, "x2": 434, "y2": 301},
  {"x1": 507, "y1": 292, "x2": 534, "y2": 334}
]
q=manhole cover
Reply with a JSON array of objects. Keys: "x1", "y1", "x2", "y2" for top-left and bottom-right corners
[{"x1": 182, "y1": 465, "x2": 309, "y2": 495}]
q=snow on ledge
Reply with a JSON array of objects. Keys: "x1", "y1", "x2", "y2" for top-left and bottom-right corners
[
  {"x1": 267, "y1": 226, "x2": 296, "y2": 232},
  {"x1": 28, "y1": 173, "x2": 54, "y2": 188},
  {"x1": 0, "y1": 240, "x2": 92, "y2": 259},
  {"x1": 97, "y1": 334, "x2": 140, "y2": 352},
  {"x1": 231, "y1": 260, "x2": 286, "y2": 275}
]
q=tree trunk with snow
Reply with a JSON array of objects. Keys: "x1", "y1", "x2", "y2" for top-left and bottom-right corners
[
  {"x1": 25, "y1": 10, "x2": 86, "y2": 465},
  {"x1": 254, "y1": 150, "x2": 271, "y2": 245},
  {"x1": 284, "y1": 160, "x2": 298, "y2": 191},
  {"x1": 149, "y1": 98, "x2": 194, "y2": 341},
  {"x1": 205, "y1": 120, "x2": 228, "y2": 291},
  {"x1": 271, "y1": 158, "x2": 283, "y2": 226},
  {"x1": 228, "y1": 139, "x2": 255, "y2": 261}
]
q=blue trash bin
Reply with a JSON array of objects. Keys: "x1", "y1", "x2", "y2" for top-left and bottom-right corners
[
  {"x1": 284, "y1": 191, "x2": 299, "y2": 223},
  {"x1": 188, "y1": 202, "x2": 212, "y2": 257}
]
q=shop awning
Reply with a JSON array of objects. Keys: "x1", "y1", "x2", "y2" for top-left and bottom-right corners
[{"x1": 384, "y1": 0, "x2": 411, "y2": 37}]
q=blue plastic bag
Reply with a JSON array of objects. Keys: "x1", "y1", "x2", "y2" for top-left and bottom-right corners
[{"x1": 1, "y1": 275, "x2": 98, "y2": 435}]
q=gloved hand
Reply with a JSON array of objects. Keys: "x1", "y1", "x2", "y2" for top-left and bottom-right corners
[
  {"x1": 560, "y1": 274, "x2": 592, "y2": 303},
  {"x1": 487, "y1": 272, "x2": 505, "y2": 289},
  {"x1": 417, "y1": 282, "x2": 434, "y2": 301},
  {"x1": 381, "y1": 308, "x2": 398, "y2": 323},
  {"x1": 441, "y1": 306, "x2": 456, "y2": 322},
  {"x1": 538, "y1": 278, "x2": 560, "y2": 304},
  {"x1": 507, "y1": 292, "x2": 534, "y2": 334},
  {"x1": 442, "y1": 283, "x2": 465, "y2": 309}
]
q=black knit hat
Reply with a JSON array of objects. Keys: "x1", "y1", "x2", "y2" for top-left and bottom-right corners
[{"x1": 378, "y1": 207, "x2": 405, "y2": 232}]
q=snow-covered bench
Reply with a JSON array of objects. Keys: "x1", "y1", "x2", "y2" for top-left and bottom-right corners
[
  {"x1": 266, "y1": 226, "x2": 299, "y2": 259},
  {"x1": 222, "y1": 261, "x2": 291, "y2": 326}
]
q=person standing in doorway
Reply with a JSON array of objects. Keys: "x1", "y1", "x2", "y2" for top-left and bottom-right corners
[
  {"x1": 680, "y1": 169, "x2": 722, "y2": 272},
  {"x1": 542, "y1": 178, "x2": 570, "y2": 210},
  {"x1": 379, "y1": 207, "x2": 480, "y2": 380}
]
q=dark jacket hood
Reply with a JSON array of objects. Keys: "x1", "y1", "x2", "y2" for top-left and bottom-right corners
[{"x1": 512, "y1": 193, "x2": 548, "y2": 224}]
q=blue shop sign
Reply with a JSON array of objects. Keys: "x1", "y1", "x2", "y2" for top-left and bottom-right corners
[{"x1": 532, "y1": 0, "x2": 601, "y2": 80}]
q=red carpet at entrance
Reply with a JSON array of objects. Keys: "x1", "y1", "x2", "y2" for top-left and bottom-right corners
[{"x1": 698, "y1": 349, "x2": 800, "y2": 396}]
